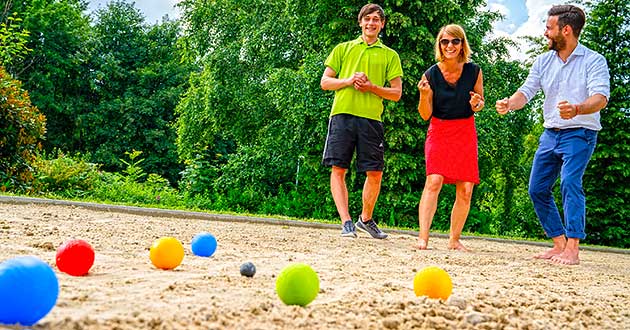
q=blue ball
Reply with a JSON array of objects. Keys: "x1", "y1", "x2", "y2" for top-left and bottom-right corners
[
  {"x1": 191, "y1": 232, "x2": 217, "y2": 257},
  {"x1": 0, "y1": 256, "x2": 59, "y2": 326}
]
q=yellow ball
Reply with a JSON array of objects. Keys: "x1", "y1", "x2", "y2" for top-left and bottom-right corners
[
  {"x1": 149, "y1": 237, "x2": 184, "y2": 270},
  {"x1": 413, "y1": 266, "x2": 452, "y2": 300}
]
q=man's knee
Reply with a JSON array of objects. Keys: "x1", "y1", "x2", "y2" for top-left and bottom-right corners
[
  {"x1": 528, "y1": 184, "x2": 550, "y2": 201},
  {"x1": 365, "y1": 170, "x2": 383, "y2": 184},
  {"x1": 331, "y1": 166, "x2": 347, "y2": 181},
  {"x1": 560, "y1": 177, "x2": 584, "y2": 194}
]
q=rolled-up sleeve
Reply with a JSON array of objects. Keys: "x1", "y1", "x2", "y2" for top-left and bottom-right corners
[
  {"x1": 518, "y1": 58, "x2": 542, "y2": 102},
  {"x1": 587, "y1": 54, "x2": 610, "y2": 100}
]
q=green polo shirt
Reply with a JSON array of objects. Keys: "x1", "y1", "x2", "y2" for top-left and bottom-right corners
[{"x1": 324, "y1": 36, "x2": 403, "y2": 121}]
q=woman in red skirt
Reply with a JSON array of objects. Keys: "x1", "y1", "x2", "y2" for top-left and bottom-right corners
[{"x1": 415, "y1": 24, "x2": 484, "y2": 251}]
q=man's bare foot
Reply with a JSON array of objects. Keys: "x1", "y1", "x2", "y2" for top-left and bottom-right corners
[
  {"x1": 447, "y1": 240, "x2": 471, "y2": 252},
  {"x1": 549, "y1": 250, "x2": 580, "y2": 265},
  {"x1": 533, "y1": 247, "x2": 564, "y2": 259},
  {"x1": 414, "y1": 239, "x2": 430, "y2": 250}
]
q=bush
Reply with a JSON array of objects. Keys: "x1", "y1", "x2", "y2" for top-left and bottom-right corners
[
  {"x1": 90, "y1": 152, "x2": 182, "y2": 206},
  {"x1": 92, "y1": 172, "x2": 181, "y2": 206},
  {"x1": 32, "y1": 151, "x2": 100, "y2": 197},
  {"x1": 0, "y1": 67, "x2": 46, "y2": 192}
]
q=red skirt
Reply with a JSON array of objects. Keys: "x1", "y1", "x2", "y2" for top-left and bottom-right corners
[{"x1": 425, "y1": 116, "x2": 479, "y2": 184}]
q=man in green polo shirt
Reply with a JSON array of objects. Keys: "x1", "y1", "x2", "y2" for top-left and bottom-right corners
[{"x1": 320, "y1": 3, "x2": 403, "y2": 239}]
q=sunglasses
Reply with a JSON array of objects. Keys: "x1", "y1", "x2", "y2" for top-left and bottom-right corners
[{"x1": 440, "y1": 38, "x2": 462, "y2": 46}]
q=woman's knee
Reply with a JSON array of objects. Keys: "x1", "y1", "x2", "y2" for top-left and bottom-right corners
[
  {"x1": 456, "y1": 183, "x2": 473, "y2": 202},
  {"x1": 424, "y1": 175, "x2": 443, "y2": 193}
]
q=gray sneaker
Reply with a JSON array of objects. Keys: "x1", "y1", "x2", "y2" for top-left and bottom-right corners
[
  {"x1": 341, "y1": 220, "x2": 357, "y2": 238},
  {"x1": 356, "y1": 216, "x2": 388, "y2": 239}
]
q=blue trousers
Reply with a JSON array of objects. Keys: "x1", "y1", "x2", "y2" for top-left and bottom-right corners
[{"x1": 528, "y1": 128, "x2": 597, "y2": 239}]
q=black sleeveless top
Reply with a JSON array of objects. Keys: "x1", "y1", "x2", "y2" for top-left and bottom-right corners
[{"x1": 425, "y1": 62, "x2": 480, "y2": 120}]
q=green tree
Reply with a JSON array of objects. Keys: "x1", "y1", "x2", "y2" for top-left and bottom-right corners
[
  {"x1": 5, "y1": 0, "x2": 190, "y2": 184},
  {"x1": 80, "y1": 1, "x2": 192, "y2": 183},
  {"x1": 0, "y1": 11, "x2": 31, "y2": 69},
  {"x1": 580, "y1": 0, "x2": 630, "y2": 247},
  {"x1": 6, "y1": 0, "x2": 93, "y2": 151},
  {"x1": 176, "y1": 0, "x2": 339, "y2": 203}
]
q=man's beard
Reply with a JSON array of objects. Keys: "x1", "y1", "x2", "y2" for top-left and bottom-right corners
[{"x1": 548, "y1": 35, "x2": 567, "y2": 51}]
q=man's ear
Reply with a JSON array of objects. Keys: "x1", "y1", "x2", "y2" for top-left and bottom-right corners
[{"x1": 563, "y1": 24, "x2": 572, "y2": 36}]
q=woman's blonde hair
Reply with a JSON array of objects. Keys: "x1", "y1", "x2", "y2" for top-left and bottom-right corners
[{"x1": 434, "y1": 24, "x2": 471, "y2": 63}]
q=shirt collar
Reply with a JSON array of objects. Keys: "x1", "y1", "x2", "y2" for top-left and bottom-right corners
[
  {"x1": 557, "y1": 43, "x2": 586, "y2": 62},
  {"x1": 353, "y1": 35, "x2": 384, "y2": 48}
]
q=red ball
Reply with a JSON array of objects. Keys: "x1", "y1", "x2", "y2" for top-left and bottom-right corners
[{"x1": 55, "y1": 239, "x2": 95, "y2": 276}]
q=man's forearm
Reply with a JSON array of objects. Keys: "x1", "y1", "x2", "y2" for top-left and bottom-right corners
[
  {"x1": 320, "y1": 76, "x2": 351, "y2": 91},
  {"x1": 507, "y1": 91, "x2": 528, "y2": 111},
  {"x1": 576, "y1": 94, "x2": 608, "y2": 115},
  {"x1": 371, "y1": 85, "x2": 402, "y2": 101}
]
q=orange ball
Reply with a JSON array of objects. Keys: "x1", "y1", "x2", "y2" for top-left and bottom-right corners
[
  {"x1": 413, "y1": 266, "x2": 452, "y2": 300},
  {"x1": 149, "y1": 237, "x2": 184, "y2": 270}
]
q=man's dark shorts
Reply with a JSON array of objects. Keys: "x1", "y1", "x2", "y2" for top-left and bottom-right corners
[{"x1": 322, "y1": 113, "x2": 384, "y2": 172}]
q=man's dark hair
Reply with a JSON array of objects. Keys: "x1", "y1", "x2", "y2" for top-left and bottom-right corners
[
  {"x1": 548, "y1": 5, "x2": 586, "y2": 38},
  {"x1": 358, "y1": 3, "x2": 385, "y2": 23}
]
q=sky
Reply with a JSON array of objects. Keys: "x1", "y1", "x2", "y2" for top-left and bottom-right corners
[
  {"x1": 86, "y1": 0, "x2": 558, "y2": 60},
  {"x1": 486, "y1": 0, "x2": 558, "y2": 60},
  {"x1": 87, "y1": 0, "x2": 181, "y2": 24}
]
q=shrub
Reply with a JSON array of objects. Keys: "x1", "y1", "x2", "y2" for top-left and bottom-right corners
[
  {"x1": 32, "y1": 151, "x2": 100, "y2": 197},
  {"x1": 0, "y1": 67, "x2": 46, "y2": 192}
]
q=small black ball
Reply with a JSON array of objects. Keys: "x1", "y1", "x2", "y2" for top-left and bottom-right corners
[{"x1": 240, "y1": 262, "x2": 256, "y2": 277}]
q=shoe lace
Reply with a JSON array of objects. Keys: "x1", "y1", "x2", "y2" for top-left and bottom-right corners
[
  {"x1": 344, "y1": 221, "x2": 355, "y2": 232},
  {"x1": 365, "y1": 219, "x2": 381, "y2": 233}
]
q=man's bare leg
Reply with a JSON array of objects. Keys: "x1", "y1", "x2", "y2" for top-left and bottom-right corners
[
  {"x1": 447, "y1": 181, "x2": 473, "y2": 252},
  {"x1": 415, "y1": 175, "x2": 443, "y2": 250},
  {"x1": 330, "y1": 166, "x2": 351, "y2": 222},
  {"x1": 533, "y1": 235, "x2": 566, "y2": 259},
  {"x1": 360, "y1": 170, "x2": 382, "y2": 221},
  {"x1": 550, "y1": 238, "x2": 580, "y2": 265}
]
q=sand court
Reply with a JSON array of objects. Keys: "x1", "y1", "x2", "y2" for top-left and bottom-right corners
[{"x1": 0, "y1": 199, "x2": 628, "y2": 329}]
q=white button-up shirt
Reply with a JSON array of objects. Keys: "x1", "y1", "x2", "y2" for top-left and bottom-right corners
[{"x1": 518, "y1": 43, "x2": 610, "y2": 131}]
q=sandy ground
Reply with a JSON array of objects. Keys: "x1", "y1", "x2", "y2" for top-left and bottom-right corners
[{"x1": 0, "y1": 200, "x2": 629, "y2": 330}]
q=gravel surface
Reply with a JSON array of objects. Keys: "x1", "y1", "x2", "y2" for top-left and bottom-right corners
[{"x1": 0, "y1": 200, "x2": 628, "y2": 329}]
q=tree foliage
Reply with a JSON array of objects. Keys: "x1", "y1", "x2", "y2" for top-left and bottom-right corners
[
  {"x1": 5, "y1": 0, "x2": 193, "y2": 184},
  {"x1": 0, "y1": 11, "x2": 31, "y2": 68},
  {"x1": 0, "y1": 66, "x2": 46, "y2": 192},
  {"x1": 7, "y1": 0, "x2": 92, "y2": 151},
  {"x1": 80, "y1": 1, "x2": 193, "y2": 182},
  {"x1": 580, "y1": 0, "x2": 630, "y2": 247}
]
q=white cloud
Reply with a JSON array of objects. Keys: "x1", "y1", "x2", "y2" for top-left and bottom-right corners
[
  {"x1": 513, "y1": 0, "x2": 553, "y2": 38},
  {"x1": 489, "y1": 3, "x2": 510, "y2": 17},
  {"x1": 507, "y1": 0, "x2": 555, "y2": 60},
  {"x1": 489, "y1": 0, "x2": 556, "y2": 61}
]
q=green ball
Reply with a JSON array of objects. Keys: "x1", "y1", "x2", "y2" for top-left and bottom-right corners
[{"x1": 275, "y1": 263, "x2": 319, "y2": 306}]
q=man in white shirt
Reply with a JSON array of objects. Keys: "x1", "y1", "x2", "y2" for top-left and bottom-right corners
[{"x1": 496, "y1": 4, "x2": 610, "y2": 265}]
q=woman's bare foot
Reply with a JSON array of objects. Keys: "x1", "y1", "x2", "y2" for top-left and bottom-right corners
[
  {"x1": 447, "y1": 240, "x2": 471, "y2": 252},
  {"x1": 549, "y1": 249, "x2": 580, "y2": 265},
  {"x1": 533, "y1": 247, "x2": 564, "y2": 259}
]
